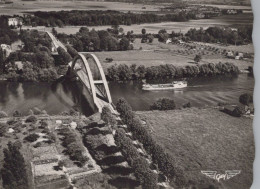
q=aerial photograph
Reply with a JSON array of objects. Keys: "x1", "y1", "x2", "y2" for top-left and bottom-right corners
[{"x1": 0, "y1": 0, "x2": 255, "y2": 188}]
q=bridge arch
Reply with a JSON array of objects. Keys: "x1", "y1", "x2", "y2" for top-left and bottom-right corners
[{"x1": 71, "y1": 52, "x2": 112, "y2": 113}]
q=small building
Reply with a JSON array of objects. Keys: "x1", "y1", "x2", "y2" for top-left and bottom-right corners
[
  {"x1": 165, "y1": 38, "x2": 172, "y2": 44},
  {"x1": 8, "y1": 17, "x2": 23, "y2": 27},
  {"x1": 226, "y1": 51, "x2": 234, "y2": 58},
  {"x1": 238, "y1": 52, "x2": 244, "y2": 58}
]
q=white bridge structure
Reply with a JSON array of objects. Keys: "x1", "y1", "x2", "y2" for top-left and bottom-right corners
[
  {"x1": 46, "y1": 31, "x2": 116, "y2": 114},
  {"x1": 69, "y1": 53, "x2": 117, "y2": 114}
]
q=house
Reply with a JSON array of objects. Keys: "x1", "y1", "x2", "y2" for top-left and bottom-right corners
[
  {"x1": 226, "y1": 51, "x2": 234, "y2": 58},
  {"x1": 166, "y1": 38, "x2": 172, "y2": 44},
  {"x1": 8, "y1": 17, "x2": 23, "y2": 27},
  {"x1": 238, "y1": 52, "x2": 244, "y2": 58}
]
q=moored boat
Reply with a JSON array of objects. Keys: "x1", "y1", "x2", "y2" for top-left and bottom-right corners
[{"x1": 142, "y1": 81, "x2": 187, "y2": 91}]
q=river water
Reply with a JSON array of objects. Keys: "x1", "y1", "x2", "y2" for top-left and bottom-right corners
[{"x1": 0, "y1": 74, "x2": 254, "y2": 116}]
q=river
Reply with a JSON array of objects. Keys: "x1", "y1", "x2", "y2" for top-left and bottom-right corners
[{"x1": 0, "y1": 74, "x2": 254, "y2": 116}]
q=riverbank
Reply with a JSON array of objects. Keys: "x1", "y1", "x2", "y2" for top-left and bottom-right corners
[{"x1": 136, "y1": 107, "x2": 254, "y2": 189}]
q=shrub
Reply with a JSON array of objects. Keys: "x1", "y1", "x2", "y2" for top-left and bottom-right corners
[
  {"x1": 150, "y1": 98, "x2": 176, "y2": 111},
  {"x1": 101, "y1": 106, "x2": 117, "y2": 126},
  {"x1": 39, "y1": 120, "x2": 48, "y2": 129},
  {"x1": 13, "y1": 110, "x2": 21, "y2": 117},
  {"x1": 0, "y1": 111, "x2": 8, "y2": 118},
  {"x1": 24, "y1": 133, "x2": 40, "y2": 142},
  {"x1": 183, "y1": 102, "x2": 191, "y2": 108},
  {"x1": 194, "y1": 54, "x2": 202, "y2": 63},
  {"x1": 239, "y1": 93, "x2": 253, "y2": 106},
  {"x1": 25, "y1": 115, "x2": 37, "y2": 123}
]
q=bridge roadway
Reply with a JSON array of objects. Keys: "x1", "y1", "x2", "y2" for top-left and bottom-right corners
[{"x1": 46, "y1": 31, "x2": 67, "y2": 53}]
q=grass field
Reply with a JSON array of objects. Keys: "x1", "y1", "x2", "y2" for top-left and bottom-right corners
[
  {"x1": 136, "y1": 107, "x2": 254, "y2": 189},
  {"x1": 0, "y1": 0, "x2": 160, "y2": 15},
  {"x1": 95, "y1": 39, "x2": 254, "y2": 72}
]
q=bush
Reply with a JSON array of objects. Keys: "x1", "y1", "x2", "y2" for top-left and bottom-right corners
[
  {"x1": 194, "y1": 54, "x2": 202, "y2": 63},
  {"x1": 0, "y1": 123, "x2": 8, "y2": 137},
  {"x1": 13, "y1": 110, "x2": 21, "y2": 117},
  {"x1": 25, "y1": 115, "x2": 37, "y2": 123},
  {"x1": 150, "y1": 98, "x2": 176, "y2": 110},
  {"x1": 239, "y1": 93, "x2": 253, "y2": 106},
  {"x1": 0, "y1": 111, "x2": 8, "y2": 118},
  {"x1": 101, "y1": 106, "x2": 117, "y2": 126},
  {"x1": 24, "y1": 133, "x2": 40, "y2": 142},
  {"x1": 183, "y1": 102, "x2": 191, "y2": 108}
]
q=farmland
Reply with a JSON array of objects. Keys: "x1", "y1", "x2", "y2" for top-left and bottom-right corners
[
  {"x1": 0, "y1": 0, "x2": 161, "y2": 15},
  {"x1": 136, "y1": 107, "x2": 254, "y2": 189},
  {"x1": 95, "y1": 39, "x2": 254, "y2": 72}
]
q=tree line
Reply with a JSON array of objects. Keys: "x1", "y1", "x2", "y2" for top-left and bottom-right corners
[
  {"x1": 116, "y1": 98, "x2": 186, "y2": 188},
  {"x1": 25, "y1": 10, "x2": 197, "y2": 27},
  {"x1": 185, "y1": 26, "x2": 252, "y2": 45},
  {"x1": 107, "y1": 62, "x2": 239, "y2": 81},
  {"x1": 115, "y1": 128, "x2": 158, "y2": 189},
  {"x1": 57, "y1": 27, "x2": 133, "y2": 52}
]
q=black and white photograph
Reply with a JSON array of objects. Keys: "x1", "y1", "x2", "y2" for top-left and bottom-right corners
[{"x1": 0, "y1": 0, "x2": 255, "y2": 188}]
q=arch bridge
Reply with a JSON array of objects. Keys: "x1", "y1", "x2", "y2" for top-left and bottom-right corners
[{"x1": 69, "y1": 52, "x2": 116, "y2": 114}]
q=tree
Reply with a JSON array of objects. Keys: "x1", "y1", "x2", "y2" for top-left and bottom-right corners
[
  {"x1": 0, "y1": 47, "x2": 4, "y2": 74},
  {"x1": 35, "y1": 51, "x2": 55, "y2": 68},
  {"x1": 119, "y1": 37, "x2": 130, "y2": 51},
  {"x1": 20, "y1": 62, "x2": 38, "y2": 82},
  {"x1": 158, "y1": 29, "x2": 169, "y2": 43},
  {"x1": 57, "y1": 47, "x2": 72, "y2": 65},
  {"x1": 52, "y1": 27, "x2": 58, "y2": 36},
  {"x1": 0, "y1": 122, "x2": 7, "y2": 137},
  {"x1": 239, "y1": 93, "x2": 253, "y2": 106},
  {"x1": 194, "y1": 54, "x2": 202, "y2": 63},
  {"x1": 141, "y1": 28, "x2": 146, "y2": 35},
  {"x1": 1, "y1": 142, "x2": 28, "y2": 189},
  {"x1": 147, "y1": 35, "x2": 154, "y2": 43}
]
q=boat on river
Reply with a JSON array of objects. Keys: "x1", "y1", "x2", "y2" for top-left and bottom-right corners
[{"x1": 142, "y1": 81, "x2": 187, "y2": 91}]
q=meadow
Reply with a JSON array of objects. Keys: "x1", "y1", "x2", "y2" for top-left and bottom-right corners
[
  {"x1": 0, "y1": 0, "x2": 161, "y2": 15},
  {"x1": 95, "y1": 39, "x2": 254, "y2": 73},
  {"x1": 137, "y1": 107, "x2": 254, "y2": 189}
]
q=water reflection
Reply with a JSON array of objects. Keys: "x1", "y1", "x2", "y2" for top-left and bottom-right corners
[{"x1": 0, "y1": 74, "x2": 254, "y2": 115}]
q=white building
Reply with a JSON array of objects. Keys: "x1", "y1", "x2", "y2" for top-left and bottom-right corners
[{"x1": 8, "y1": 17, "x2": 23, "y2": 27}]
